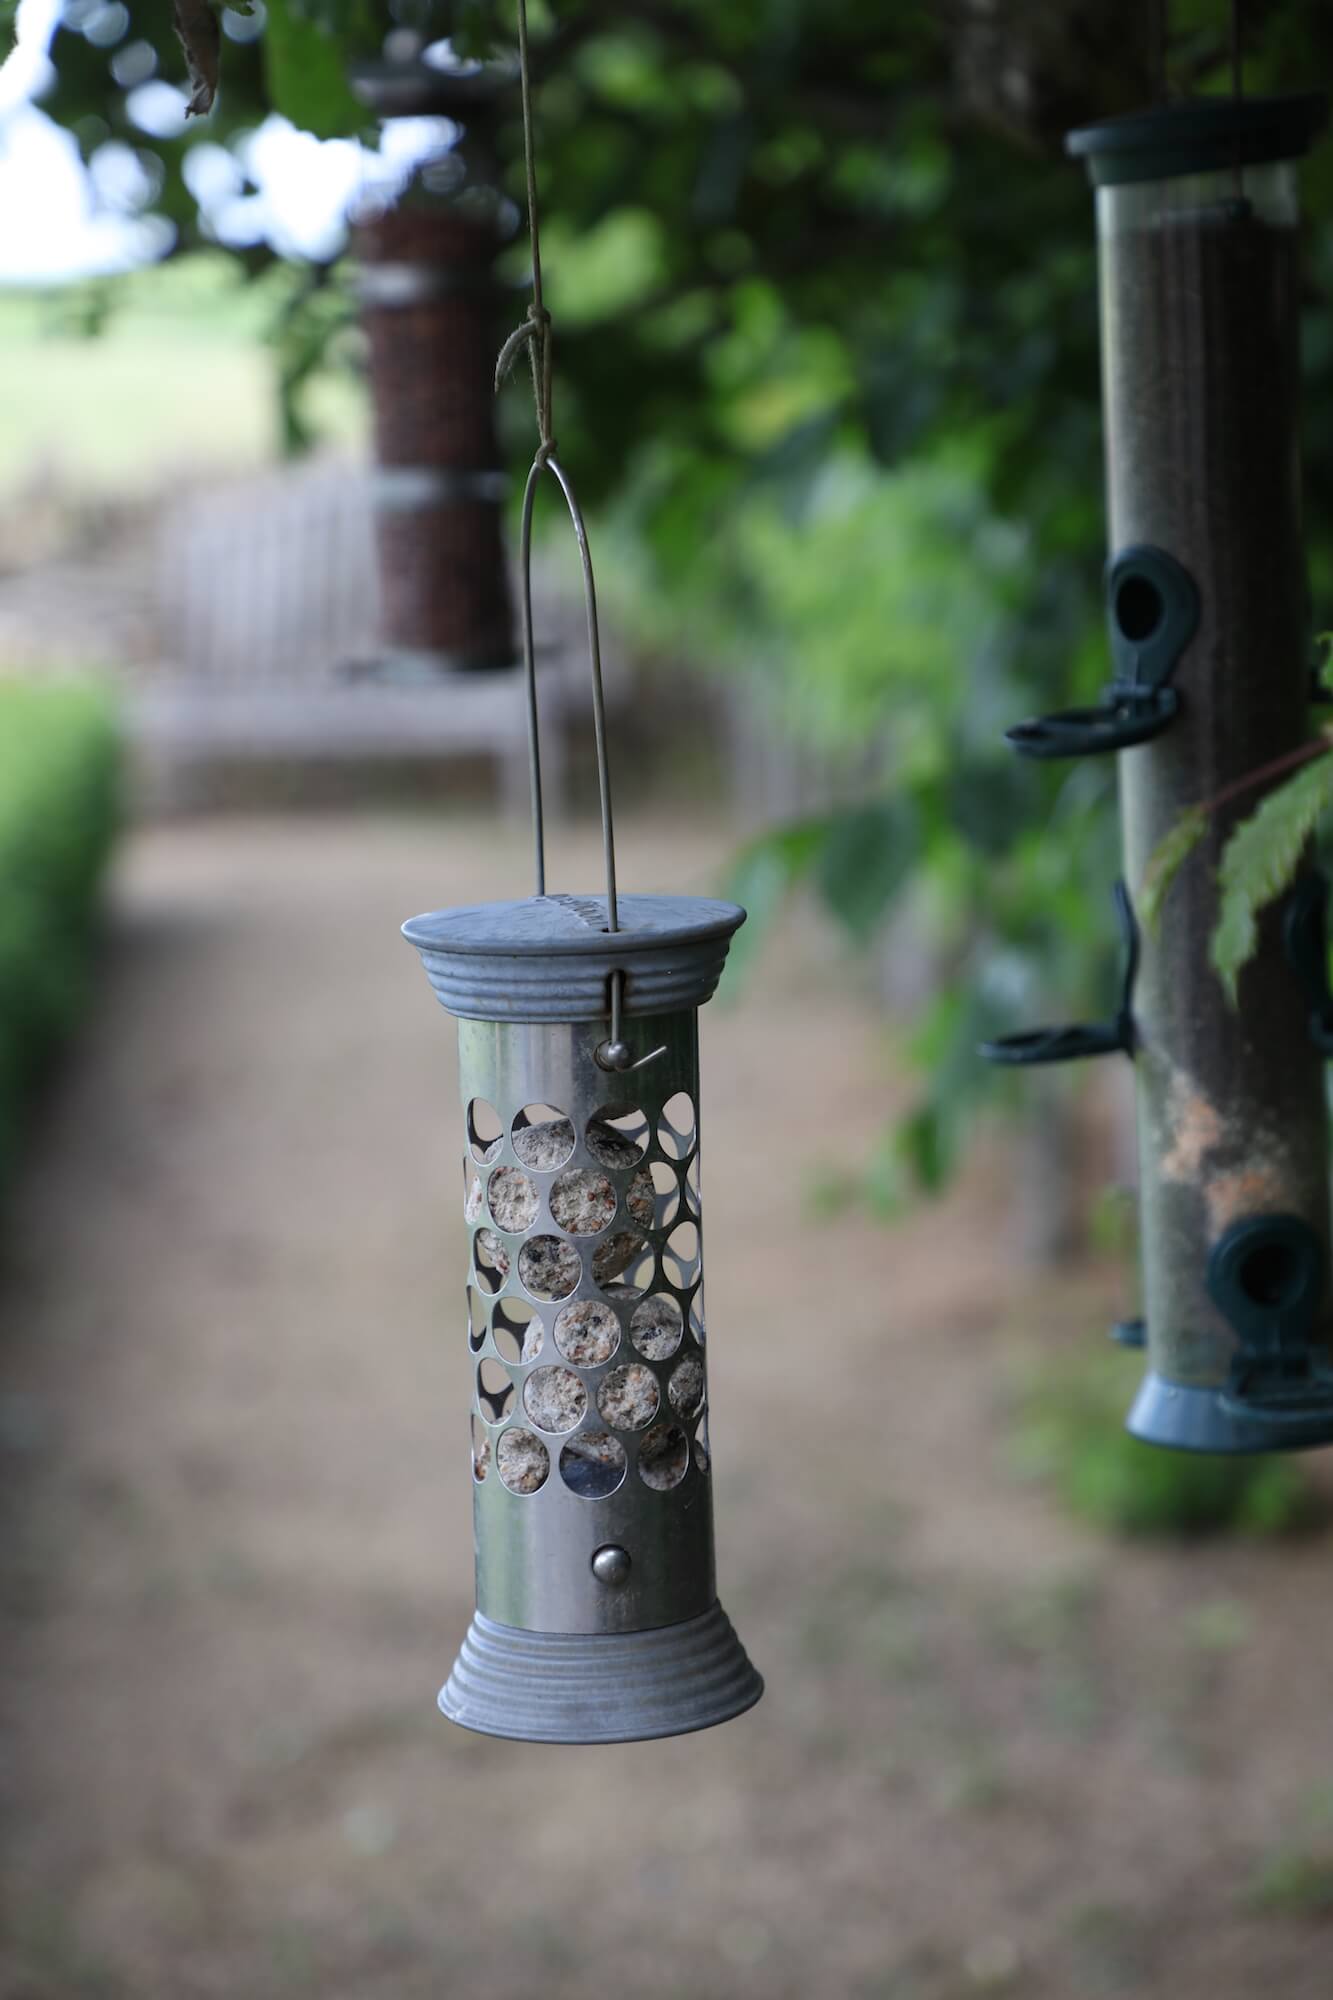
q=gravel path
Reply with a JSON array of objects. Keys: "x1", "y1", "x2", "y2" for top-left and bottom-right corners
[{"x1": 1, "y1": 812, "x2": 1330, "y2": 2000}]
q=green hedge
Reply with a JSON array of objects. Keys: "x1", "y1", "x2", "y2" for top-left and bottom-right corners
[
  {"x1": 0, "y1": 680, "x2": 120, "y2": 1186},
  {"x1": 1008, "y1": 1346, "x2": 1309, "y2": 1538}
]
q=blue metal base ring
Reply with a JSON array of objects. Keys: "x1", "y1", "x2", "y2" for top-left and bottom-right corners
[
  {"x1": 439, "y1": 1601, "x2": 764, "y2": 1744},
  {"x1": 1127, "y1": 1370, "x2": 1333, "y2": 1454}
]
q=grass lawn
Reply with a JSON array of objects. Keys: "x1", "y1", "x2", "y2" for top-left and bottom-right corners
[{"x1": 0, "y1": 253, "x2": 366, "y2": 496}]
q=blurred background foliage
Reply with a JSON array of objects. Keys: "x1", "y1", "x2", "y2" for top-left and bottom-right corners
[
  {"x1": 0, "y1": 679, "x2": 119, "y2": 1191},
  {"x1": 14, "y1": 0, "x2": 1333, "y2": 1205}
]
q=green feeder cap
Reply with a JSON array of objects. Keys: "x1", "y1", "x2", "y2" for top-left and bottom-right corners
[{"x1": 1066, "y1": 93, "x2": 1327, "y2": 187}]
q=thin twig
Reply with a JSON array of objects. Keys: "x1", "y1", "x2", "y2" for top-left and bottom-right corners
[{"x1": 1200, "y1": 731, "x2": 1333, "y2": 823}]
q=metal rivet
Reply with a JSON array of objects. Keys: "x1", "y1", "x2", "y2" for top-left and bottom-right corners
[
  {"x1": 596, "y1": 1039, "x2": 633, "y2": 1072},
  {"x1": 591, "y1": 1543, "x2": 631, "y2": 1586}
]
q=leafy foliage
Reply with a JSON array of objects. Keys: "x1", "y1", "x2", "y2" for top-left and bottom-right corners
[
  {"x1": 1212, "y1": 746, "x2": 1333, "y2": 1002},
  {"x1": 24, "y1": 0, "x2": 1333, "y2": 1196},
  {"x1": 1139, "y1": 804, "x2": 1207, "y2": 933},
  {"x1": 1009, "y1": 1346, "x2": 1310, "y2": 1539},
  {"x1": 260, "y1": 0, "x2": 372, "y2": 139},
  {"x1": 0, "y1": 681, "x2": 120, "y2": 1192}
]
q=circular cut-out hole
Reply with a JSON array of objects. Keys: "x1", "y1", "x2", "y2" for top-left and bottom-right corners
[
  {"x1": 497, "y1": 1426, "x2": 549, "y2": 1494},
  {"x1": 551, "y1": 1168, "x2": 617, "y2": 1235},
  {"x1": 488, "y1": 1165, "x2": 539, "y2": 1233},
  {"x1": 658, "y1": 1092, "x2": 697, "y2": 1161},
  {"x1": 639, "y1": 1421, "x2": 689, "y2": 1490},
  {"x1": 471, "y1": 1412, "x2": 490, "y2": 1483},
  {"x1": 649, "y1": 1159, "x2": 683, "y2": 1230},
  {"x1": 669, "y1": 1354, "x2": 705, "y2": 1418},
  {"x1": 631, "y1": 1293, "x2": 683, "y2": 1360},
  {"x1": 1239, "y1": 1241, "x2": 1306, "y2": 1309},
  {"x1": 492, "y1": 1296, "x2": 541, "y2": 1363},
  {"x1": 559, "y1": 1429, "x2": 627, "y2": 1498},
  {"x1": 468, "y1": 1098, "x2": 502, "y2": 1164},
  {"x1": 464, "y1": 1156, "x2": 486, "y2": 1224},
  {"x1": 1115, "y1": 573, "x2": 1163, "y2": 643},
  {"x1": 473, "y1": 1227, "x2": 509, "y2": 1294},
  {"x1": 467, "y1": 1283, "x2": 489, "y2": 1353},
  {"x1": 664, "y1": 1220, "x2": 701, "y2": 1288},
  {"x1": 524, "y1": 1365, "x2": 588, "y2": 1433},
  {"x1": 597, "y1": 1362, "x2": 660, "y2": 1431},
  {"x1": 555, "y1": 1299, "x2": 620, "y2": 1366},
  {"x1": 518, "y1": 1235, "x2": 581, "y2": 1301},
  {"x1": 476, "y1": 1357, "x2": 515, "y2": 1424},
  {"x1": 594, "y1": 1229, "x2": 652, "y2": 1293},
  {"x1": 694, "y1": 1413, "x2": 710, "y2": 1476},
  {"x1": 512, "y1": 1105, "x2": 574, "y2": 1170},
  {"x1": 587, "y1": 1105, "x2": 649, "y2": 1163},
  {"x1": 685, "y1": 1153, "x2": 701, "y2": 1212}
]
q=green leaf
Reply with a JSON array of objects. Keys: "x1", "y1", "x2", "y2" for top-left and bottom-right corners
[
  {"x1": 719, "y1": 815, "x2": 829, "y2": 990},
  {"x1": 1211, "y1": 749, "x2": 1333, "y2": 1002},
  {"x1": 1140, "y1": 803, "x2": 1208, "y2": 933},
  {"x1": 815, "y1": 799, "x2": 917, "y2": 939},
  {"x1": 262, "y1": 0, "x2": 370, "y2": 141}
]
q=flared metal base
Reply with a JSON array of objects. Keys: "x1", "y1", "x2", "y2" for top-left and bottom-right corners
[
  {"x1": 439, "y1": 1602, "x2": 764, "y2": 1744},
  {"x1": 1127, "y1": 1370, "x2": 1333, "y2": 1454}
]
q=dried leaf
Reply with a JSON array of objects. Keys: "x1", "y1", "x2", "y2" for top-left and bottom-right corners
[{"x1": 174, "y1": 0, "x2": 221, "y2": 117}]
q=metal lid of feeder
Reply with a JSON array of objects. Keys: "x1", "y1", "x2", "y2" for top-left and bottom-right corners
[
  {"x1": 1067, "y1": 92, "x2": 1328, "y2": 186},
  {"x1": 403, "y1": 893, "x2": 746, "y2": 1021}
]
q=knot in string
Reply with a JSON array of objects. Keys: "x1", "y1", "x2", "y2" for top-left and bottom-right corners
[
  {"x1": 495, "y1": 300, "x2": 554, "y2": 452},
  {"x1": 495, "y1": 0, "x2": 557, "y2": 457}
]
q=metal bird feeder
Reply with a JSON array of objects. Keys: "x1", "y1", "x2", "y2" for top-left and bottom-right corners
[
  {"x1": 401, "y1": 3, "x2": 762, "y2": 1742},
  {"x1": 988, "y1": 92, "x2": 1333, "y2": 1452},
  {"x1": 351, "y1": 48, "x2": 517, "y2": 675},
  {"x1": 403, "y1": 886, "x2": 762, "y2": 1742}
]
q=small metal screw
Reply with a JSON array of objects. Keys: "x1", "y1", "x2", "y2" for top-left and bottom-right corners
[
  {"x1": 591, "y1": 1543, "x2": 631, "y2": 1586},
  {"x1": 597, "y1": 1039, "x2": 633, "y2": 1072}
]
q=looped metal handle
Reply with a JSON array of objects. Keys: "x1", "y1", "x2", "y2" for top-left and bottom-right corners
[
  {"x1": 978, "y1": 879, "x2": 1139, "y2": 1068},
  {"x1": 520, "y1": 456, "x2": 665, "y2": 1072},
  {"x1": 519, "y1": 451, "x2": 618, "y2": 931}
]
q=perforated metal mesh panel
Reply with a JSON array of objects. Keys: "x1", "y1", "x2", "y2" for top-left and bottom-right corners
[{"x1": 459, "y1": 1011, "x2": 715, "y2": 1634}]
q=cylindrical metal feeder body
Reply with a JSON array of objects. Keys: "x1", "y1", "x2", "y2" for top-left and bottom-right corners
[
  {"x1": 403, "y1": 893, "x2": 763, "y2": 1741},
  {"x1": 1069, "y1": 96, "x2": 1333, "y2": 1450},
  {"x1": 352, "y1": 63, "x2": 516, "y2": 676}
]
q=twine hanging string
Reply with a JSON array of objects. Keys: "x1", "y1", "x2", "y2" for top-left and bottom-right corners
[{"x1": 496, "y1": 0, "x2": 619, "y2": 938}]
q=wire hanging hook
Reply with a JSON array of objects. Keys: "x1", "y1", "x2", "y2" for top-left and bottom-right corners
[
  {"x1": 500, "y1": 0, "x2": 619, "y2": 938},
  {"x1": 499, "y1": 0, "x2": 665, "y2": 1076}
]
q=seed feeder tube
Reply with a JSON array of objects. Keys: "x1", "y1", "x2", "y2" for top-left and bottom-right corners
[
  {"x1": 350, "y1": 54, "x2": 518, "y2": 677},
  {"x1": 402, "y1": 0, "x2": 763, "y2": 1737},
  {"x1": 993, "y1": 94, "x2": 1333, "y2": 1451},
  {"x1": 403, "y1": 895, "x2": 763, "y2": 1741}
]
